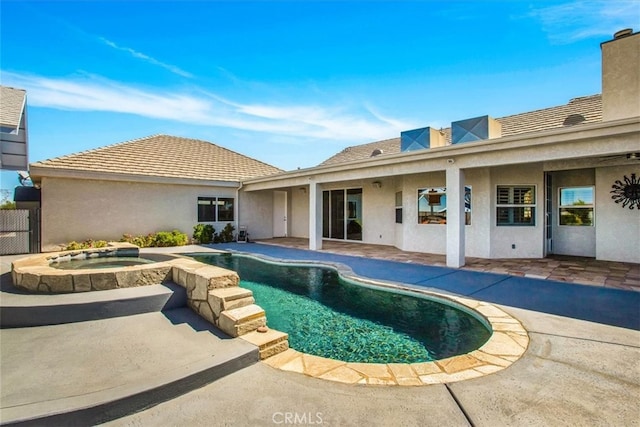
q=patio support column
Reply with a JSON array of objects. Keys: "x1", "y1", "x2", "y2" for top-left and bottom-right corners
[
  {"x1": 446, "y1": 167, "x2": 465, "y2": 268},
  {"x1": 309, "y1": 182, "x2": 323, "y2": 250}
]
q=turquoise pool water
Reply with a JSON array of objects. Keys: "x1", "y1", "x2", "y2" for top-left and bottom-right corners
[{"x1": 192, "y1": 253, "x2": 491, "y2": 363}]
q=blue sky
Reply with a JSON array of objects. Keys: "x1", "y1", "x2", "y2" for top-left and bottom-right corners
[{"x1": 1, "y1": 0, "x2": 639, "y2": 193}]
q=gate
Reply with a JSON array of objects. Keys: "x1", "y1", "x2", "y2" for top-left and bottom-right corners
[{"x1": 0, "y1": 209, "x2": 40, "y2": 255}]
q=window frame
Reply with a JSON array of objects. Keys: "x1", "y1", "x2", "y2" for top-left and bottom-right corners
[
  {"x1": 197, "y1": 196, "x2": 235, "y2": 222},
  {"x1": 395, "y1": 191, "x2": 403, "y2": 224},
  {"x1": 558, "y1": 186, "x2": 594, "y2": 226},
  {"x1": 496, "y1": 185, "x2": 536, "y2": 226}
]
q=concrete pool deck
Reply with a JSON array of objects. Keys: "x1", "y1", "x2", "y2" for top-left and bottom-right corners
[{"x1": 1, "y1": 244, "x2": 639, "y2": 425}]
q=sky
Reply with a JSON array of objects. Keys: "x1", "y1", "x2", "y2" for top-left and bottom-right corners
[{"x1": 1, "y1": 0, "x2": 639, "y2": 194}]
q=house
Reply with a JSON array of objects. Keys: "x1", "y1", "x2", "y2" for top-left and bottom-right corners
[
  {"x1": 29, "y1": 30, "x2": 639, "y2": 264},
  {"x1": 237, "y1": 29, "x2": 640, "y2": 265},
  {"x1": 29, "y1": 135, "x2": 282, "y2": 249},
  {"x1": 0, "y1": 86, "x2": 29, "y2": 171}
]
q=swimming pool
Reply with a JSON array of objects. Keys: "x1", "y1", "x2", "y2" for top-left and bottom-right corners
[
  {"x1": 191, "y1": 253, "x2": 491, "y2": 364},
  {"x1": 50, "y1": 256, "x2": 157, "y2": 270}
]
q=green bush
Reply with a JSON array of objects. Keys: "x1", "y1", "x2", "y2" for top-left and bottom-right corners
[
  {"x1": 215, "y1": 223, "x2": 235, "y2": 243},
  {"x1": 193, "y1": 224, "x2": 215, "y2": 244},
  {"x1": 120, "y1": 233, "x2": 155, "y2": 248},
  {"x1": 152, "y1": 230, "x2": 188, "y2": 247},
  {"x1": 64, "y1": 239, "x2": 108, "y2": 250}
]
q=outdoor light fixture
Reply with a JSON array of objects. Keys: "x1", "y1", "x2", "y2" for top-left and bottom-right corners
[
  {"x1": 372, "y1": 181, "x2": 382, "y2": 189},
  {"x1": 627, "y1": 153, "x2": 640, "y2": 160},
  {"x1": 299, "y1": 187, "x2": 307, "y2": 194}
]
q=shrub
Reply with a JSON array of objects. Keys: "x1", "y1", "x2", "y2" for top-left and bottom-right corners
[
  {"x1": 120, "y1": 233, "x2": 155, "y2": 248},
  {"x1": 64, "y1": 239, "x2": 108, "y2": 250},
  {"x1": 152, "y1": 230, "x2": 188, "y2": 247},
  {"x1": 215, "y1": 223, "x2": 235, "y2": 243},
  {"x1": 193, "y1": 224, "x2": 215, "y2": 244}
]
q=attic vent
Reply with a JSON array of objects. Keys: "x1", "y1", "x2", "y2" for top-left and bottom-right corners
[
  {"x1": 451, "y1": 115, "x2": 502, "y2": 144},
  {"x1": 371, "y1": 148, "x2": 384, "y2": 157},
  {"x1": 563, "y1": 114, "x2": 586, "y2": 126}
]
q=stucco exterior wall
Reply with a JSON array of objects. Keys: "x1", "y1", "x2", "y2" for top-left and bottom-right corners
[
  {"x1": 551, "y1": 169, "x2": 596, "y2": 257},
  {"x1": 602, "y1": 33, "x2": 640, "y2": 121},
  {"x1": 362, "y1": 179, "x2": 395, "y2": 246},
  {"x1": 238, "y1": 190, "x2": 276, "y2": 240},
  {"x1": 290, "y1": 187, "x2": 309, "y2": 238},
  {"x1": 399, "y1": 172, "x2": 447, "y2": 254},
  {"x1": 40, "y1": 177, "x2": 238, "y2": 249},
  {"x1": 490, "y1": 164, "x2": 545, "y2": 258},
  {"x1": 395, "y1": 169, "x2": 491, "y2": 258},
  {"x1": 595, "y1": 166, "x2": 640, "y2": 263}
]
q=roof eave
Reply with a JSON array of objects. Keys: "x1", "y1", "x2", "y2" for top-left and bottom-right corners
[
  {"x1": 28, "y1": 166, "x2": 241, "y2": 188},
  {"x1": 242, "y1": 116, "x2": 639, "y2": 189}
]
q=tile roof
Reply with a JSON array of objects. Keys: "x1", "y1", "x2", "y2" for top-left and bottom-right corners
[
  {"x1": 0, "y1": 86, "x2": 27, "y2": 129},
  {"x1": 320, "y1": 94, "x2": 603, "y2": 166},
  {"x1": 31, "y1": 134, "x2": 283, "y2": 182}
]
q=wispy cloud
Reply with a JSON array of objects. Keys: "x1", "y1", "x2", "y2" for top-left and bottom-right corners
[
  {"x1": 2, "y1": 71, "x2": 413, "y2": 143},
  {"x1": 99, "y1": 37, "x2": 194, "y2": 78},
  {"x1": 528, "y1": 1, "x2": 640, "y2": 44}
]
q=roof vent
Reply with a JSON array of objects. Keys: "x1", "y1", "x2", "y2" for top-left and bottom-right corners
[
  {"x1": 371, "y1": 148, "x2": 384, "y2": 157},
  {"x1": 563, "y1": 114, "x2": 586, "y2": 126},
  {"x1": 401, "y1": 127, "x2": 446, "y2": 152},
  {"x1": 614, "y1": 28, "x2": 633, "y2": 39},
  {"x1": 451, "y1": 115, "x2": 502, "y2": 144}
]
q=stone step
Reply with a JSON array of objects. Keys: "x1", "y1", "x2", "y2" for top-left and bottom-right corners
[
  {"x1": 240, "y1": 328, "x2": 289, "y2": 360},
  {"x1": 218, "y1": 304, "x2": 266, "y2": 337},
  {"x1": 208, "y1": 287, "x2": 255, "y2": 319}
]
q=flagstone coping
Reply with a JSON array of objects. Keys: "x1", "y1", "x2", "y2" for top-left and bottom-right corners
[{"x1": 263, "y1": 289, "x2": 529, "y2": 386}]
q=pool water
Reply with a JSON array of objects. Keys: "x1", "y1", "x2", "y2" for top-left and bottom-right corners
[
  {"x1": 192, "y1": 253, "x2": 491, "y2": 364},
  {"x1": 50, "y1": 256, "x2": 156, "y2": 270}
]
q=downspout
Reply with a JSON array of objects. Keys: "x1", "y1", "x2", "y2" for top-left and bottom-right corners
[{"x1": 235, "y1": 181, "x2": 243, "y2": 234}]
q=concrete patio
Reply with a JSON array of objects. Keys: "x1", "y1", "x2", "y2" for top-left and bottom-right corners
[{"x1": 1, "y1": 243, "x2": 639, "y2": 426}]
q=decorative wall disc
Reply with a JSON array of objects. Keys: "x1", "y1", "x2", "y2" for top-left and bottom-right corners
[{"x1": 611, "y1": 173, "x2": 640, "y2": 209}]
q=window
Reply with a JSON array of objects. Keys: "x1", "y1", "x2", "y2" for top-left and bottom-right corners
[
  {"x1": 395, "y1": 191, "x2": 403, "y2": 224},
  {"x1": 217, "y1": 198, "x2": 235, "y2": 222},
  {"x1": 197, "y1": 197, "x2": 234, "y2": 222},
  {"x1": 559, "y1": 187, "x2": 594, "y2": 226},
  {"x1": 418, "y1": 187, "x2": 471, "y2": 225},
  {"x1": 496, "y1": 186, "x2": 535, "y2": 226}
]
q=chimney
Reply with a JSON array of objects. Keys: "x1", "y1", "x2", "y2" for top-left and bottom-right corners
[
  {"x1": 400, "y1": 126, "x2": 446, "y2": 152},
  {"x1": 451, "y1": 115, "x2": 501, "y2": 144},
  {"x1": 601, "y1": 29, "x2": 640, "y2": 121}
]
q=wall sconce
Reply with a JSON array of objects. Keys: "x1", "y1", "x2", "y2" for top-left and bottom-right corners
[
  {"x1": 446, "y1": 158, "x2": 455, "y2": 164},
  {"x1": 372, "y1": 181, "x2": 382, "y2": 189},
  {"x1": 299, "y1": 187, "x2": 307, "y2": 194}
]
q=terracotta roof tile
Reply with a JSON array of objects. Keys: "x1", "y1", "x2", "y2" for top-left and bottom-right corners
[
  {"x1": 31, "y1": 134, "x2": 283, "y2": 182},
  {"x1": 0, "y1": 86, "x2": 27, "y2": 129},
  {"x1": 320, "y1": 94, "x2": 602, "y2": 166}
]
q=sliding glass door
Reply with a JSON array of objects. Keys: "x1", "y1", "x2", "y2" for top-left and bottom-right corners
[{"x1": 322, "y1": 188, "x2": 362, "y2": 241}]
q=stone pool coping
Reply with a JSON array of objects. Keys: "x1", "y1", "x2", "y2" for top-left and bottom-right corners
[
  {"x1": 10, "y1": 243, "x2": 179, "y2": 293},
  {"x1": 203, "y1": 250, "x2": 530, "y2": 386}
]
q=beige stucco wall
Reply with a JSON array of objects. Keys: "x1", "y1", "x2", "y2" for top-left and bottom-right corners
[
  {"x1": 238, "y1": 190, "x2": 276, "y2": 240},
  {"x1": 290, "y1": 187, "x2": 309, "y2": 238},
  {"x1": 361, "y1": 179, "x2": 396, "y2": 246},
  {"x1": 40, "y1": 177, "x2": 238, "y2": 249},
  {"x1": 490, "y1": 164, "x2": 545, "y2": 259},
  {"x1": 551, "y1": 169, "x2": 596, "y2": 257},
  {"x1": 602, "y1": 32, "x2": 640, "y2": 121},
  {"x1": 395, "y1": 169, "x2": 491, "y2": 258},
  {"x1": 595, "y1": 166, "x2": 640, "y2": 263}
]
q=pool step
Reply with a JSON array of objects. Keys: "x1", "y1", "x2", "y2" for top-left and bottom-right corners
[
  {"x1": 218, "y1": 304, "x2": 266, "y2": 337},
  {"x1": 208, "y1": 287, "x2": 255, "y2": 319},
  {"x1": 240, "y1": 328, "x2": 289, "y2": 360}
]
